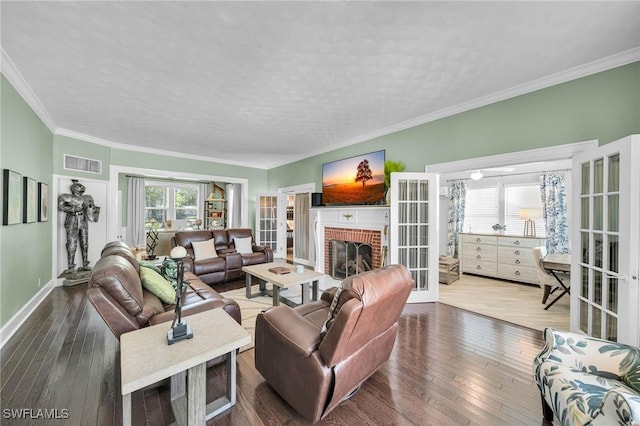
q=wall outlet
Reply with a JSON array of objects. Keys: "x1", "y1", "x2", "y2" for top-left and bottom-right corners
[{"x1": 38, "y1": 278, "x2": 41, "y2": 288}]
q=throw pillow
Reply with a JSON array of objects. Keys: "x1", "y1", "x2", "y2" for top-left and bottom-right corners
[
  {"x1": 161, "y1": 258, "x2": 178, "y2": 282},
  {"x1": 139, "y1": 267, "x2": 176, "y2": 304},
  {"x1": 234, "y1": 236, "x2": 253, "y2": 254},
  {"x1": 138, "y1": 260, "x2": 161, "y2": 274},
  {"x1": 191, "y1": 239, "x2": 218, "y2": 260}
]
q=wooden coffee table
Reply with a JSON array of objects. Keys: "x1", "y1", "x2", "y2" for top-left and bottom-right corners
[
  {"x1": 243, "y1": 262, "x2": 326, "y2": 307},
  {"x1": 120, "y1": 309, "x2": 250, "y2": 426}
]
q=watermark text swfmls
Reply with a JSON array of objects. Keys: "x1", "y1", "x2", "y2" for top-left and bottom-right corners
[{"x1": 2, "y1": 408, "x2": 70, "y2": 420}]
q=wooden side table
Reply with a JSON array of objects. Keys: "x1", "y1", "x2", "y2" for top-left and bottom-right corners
[
  {"x1": 120, "y1": 309, "x2": 250, "y2": 425},
  {"x1": 439, "y1": 256, "x2": 461, "y2": 285}
]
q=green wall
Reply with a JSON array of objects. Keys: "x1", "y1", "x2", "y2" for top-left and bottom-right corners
[
  {"x1": 53, "y1": 134, "x2": 111, "y2": 181},
  {"x1": 1, "y1": 75, "x2": 54, "y2": 327},
  {"x1": 268, "y1": 62, "x2": 640, "y2": 189}
]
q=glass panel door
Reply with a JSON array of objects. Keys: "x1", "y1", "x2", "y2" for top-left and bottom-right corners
[
  {"x1": 572, "y1": 136, "x2": 639, "y2": 345},
  {"x1": 390, "y1": 172, "x2": 439, "y2": 303},
  {"x1": 256, "y1": 193, "x2": 279, "y2": 257}
]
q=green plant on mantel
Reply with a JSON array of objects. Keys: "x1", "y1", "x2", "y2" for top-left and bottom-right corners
[
  {"x1": 384, "y1": 160, "x2": 406, "y2": 188},
  {"x1": 384, "y1": 160, "x2": 406, "y2": 204}
]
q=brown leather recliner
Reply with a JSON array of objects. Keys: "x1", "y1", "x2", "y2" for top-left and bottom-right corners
[{"x1": 255, "y1": 264, "x2": 413, "y2": 423}]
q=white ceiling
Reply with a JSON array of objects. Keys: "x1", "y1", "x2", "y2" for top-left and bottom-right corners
[{"x1": 2, "y1": 2, "x2": 639, "y2": 169}]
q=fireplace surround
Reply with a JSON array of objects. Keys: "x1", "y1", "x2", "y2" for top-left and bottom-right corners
[{"x1": 310, "y1": 206, "x2": 389, "y2": 275}]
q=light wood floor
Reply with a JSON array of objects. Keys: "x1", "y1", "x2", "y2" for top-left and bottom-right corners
[{"x1": 439, "y1": 273, "x2": 570, "y2": 332}]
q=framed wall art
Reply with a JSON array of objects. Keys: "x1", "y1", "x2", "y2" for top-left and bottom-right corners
[
  {"x1": 38, "y1": 182, "x2": 49, "y2": 222},
  {"x1": 2, "y1": 169, "x2": 22, "y2": 225},
  {"x1": 23, "y1": 177, "x2": 37, "y2": 223}
]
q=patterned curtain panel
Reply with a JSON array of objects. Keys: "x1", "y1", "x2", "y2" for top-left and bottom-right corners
[
  {"x1": 540, "y1": 173, "x2": 568, "y2": 254},
  {"x1": 447, "y1": 181, "x2": 466, "y2": 257}
]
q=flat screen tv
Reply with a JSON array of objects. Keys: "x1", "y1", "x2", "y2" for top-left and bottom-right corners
[{"x1": 322, "y1": 150, "x2": 386, "y2": 205}]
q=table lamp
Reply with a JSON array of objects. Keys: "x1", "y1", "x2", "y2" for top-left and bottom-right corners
[
  {"x1": 520, "y1": 208, "x2": 541, "y2": 236},
  {"x1": 167, "y1": 245, "x2": 193, "y2": 345}
]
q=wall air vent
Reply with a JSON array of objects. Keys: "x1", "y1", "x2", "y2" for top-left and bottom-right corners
[{"x1": 64, "y1": 154, "x2": 102, "y2": 174}]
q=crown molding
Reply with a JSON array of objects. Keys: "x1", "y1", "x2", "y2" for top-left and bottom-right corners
[
  {"x1": 54, "y1": 128, "x2": 269, "y2": 170},
  {"x1": 268, "y1": 47, "x2": 640, "y2": 169},
  {"x1": 1, "y1": 48, "x2": 58, "y2": 132}
]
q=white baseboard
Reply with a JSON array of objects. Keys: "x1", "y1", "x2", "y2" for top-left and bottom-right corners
[{"x1": 0, "y1": 279, "x2": 55, "y2": 349}]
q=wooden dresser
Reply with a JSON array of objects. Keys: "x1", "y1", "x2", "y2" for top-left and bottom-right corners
[{"x1": 460, "y1": 233, "x2": 546, "y2": 285}]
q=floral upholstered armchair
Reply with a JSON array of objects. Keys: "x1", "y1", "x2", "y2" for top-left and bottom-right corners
[{"x1": 533, "y1": 328, "x2": 640, "y2": 425}]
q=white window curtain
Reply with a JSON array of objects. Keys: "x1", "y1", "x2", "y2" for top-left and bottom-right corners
[
  {"x1": 226, "y1": 183, "x2": 242, "y2": 229},
  {"x1": 447, "y1": 181, "x2": 466, "y2": 257},
  {"x1": 199, "y1": 182, "x2": 209, "y2": 226},
  {"x1": 127, "y1": 176, "x2": 146, "y2": 248},
  {"x1": 540, "y1": 173, "x2": 569, "y2": 254}
]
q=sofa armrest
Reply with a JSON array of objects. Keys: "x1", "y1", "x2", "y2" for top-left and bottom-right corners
[
  {"x1": 536, "y1": 328, "x2": 633, "y2": 377},
  {"x1": 596, "y1": 389, "x2": 640, "y2": 425},
  {"x1": 218, "y1": 248, "x2": 236, "y2": 255},
  {"x1": 256, "y1": 306, "x2": 321, "y2": 357},
  {"x1": 253, "y1": 245, "x2": 273, "y2": 262},
  {"x1": 148, "y1": 299, "x2": 223, "y2": 326}
]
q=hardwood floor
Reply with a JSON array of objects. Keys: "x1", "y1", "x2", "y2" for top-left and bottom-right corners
[{"x1": 1, "y1": 283, "x2": 551, "y2": 425}]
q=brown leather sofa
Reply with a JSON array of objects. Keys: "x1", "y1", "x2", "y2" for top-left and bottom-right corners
[
  {"x1": 172, "y1": 228, "x2": 273, "y2": 286},
  {"x1": 255, "y1": 264, "x2": 413, "y2": 423},
  {"x1": 87, "y1": 241, "x2": 241, "y2": 340}
]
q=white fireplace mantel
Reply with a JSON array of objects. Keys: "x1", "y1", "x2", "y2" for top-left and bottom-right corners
[{"x1": 310, "y1": 206, "x2": 390, "y2": 273}]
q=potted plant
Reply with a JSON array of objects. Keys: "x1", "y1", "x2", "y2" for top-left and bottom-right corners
[
  {"x1": 491, "y1": 223, "x2": 506, "y2": 235},
  {"x1": 384, "y1": 160, "x2": 406, "y2": 204}
]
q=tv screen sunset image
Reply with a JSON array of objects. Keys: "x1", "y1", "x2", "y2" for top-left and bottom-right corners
[{"x1": 322, "y1": 150, "x2": 385, "y2": 205}]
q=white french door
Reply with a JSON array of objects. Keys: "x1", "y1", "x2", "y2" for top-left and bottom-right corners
[
  {"x1": 571, "y1": 135, "x2": 639, "y2": 345},
  {"x1": 255, "y1": 193, "x2": 281, "y2": 258},
  {"x1": 390, "y1": 172, "x2": 440, "y2": 303}
]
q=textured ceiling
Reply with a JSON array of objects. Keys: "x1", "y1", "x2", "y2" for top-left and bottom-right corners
[{"x1": 2, "y1": 2, "x2": 639, "y2": 169}]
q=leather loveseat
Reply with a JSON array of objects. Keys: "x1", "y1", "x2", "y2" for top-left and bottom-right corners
[
  {"x1": 172, "y1": 228, "x2": 273, "y2": 286},
  {"x1": 255, "y1": 264, "x2": 413, "y2": 423},
  {"x1": 87, "y1": 241, "x2": 241, "y2": 339}
]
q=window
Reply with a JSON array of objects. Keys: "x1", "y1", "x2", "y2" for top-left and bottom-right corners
[
  {"x1": 145, "y1": 181, "x2": 199, "y2": 227},
  {"x1": 505, "y1": 184, "x2": 545, "y2": 237},
  {"x1": 464, "y1": 187, "x2": 499, "y2": 234},
  {"x1": 464, "y1": 180, "x2": 546, "y2": 237}
]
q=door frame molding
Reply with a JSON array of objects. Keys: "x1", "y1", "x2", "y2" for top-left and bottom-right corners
[
  {"x1": 425, "y1": 140, "x2": 598, "y2": 174},
  {"x1": 277, "y1": 183, "x2": 316, "y2": 263}
]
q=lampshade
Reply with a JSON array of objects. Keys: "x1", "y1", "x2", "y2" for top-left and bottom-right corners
[
  {"x1": 470, "y1": 170, "x2": 483, "y2": 181},
  {"x1": 170, "y1": 245, "x2": 187, "y2": 259},
  {"x1": 519, "y1": 208, "x2": 541, "y2": 219}
]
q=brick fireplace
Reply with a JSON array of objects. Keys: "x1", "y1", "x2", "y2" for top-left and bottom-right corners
[
  {"x1": 324, "y1": 227, "x2": 382, "y2": 276},
  {"x1": 310, "y1": 206, "x2": 389, "y2": 276}
]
